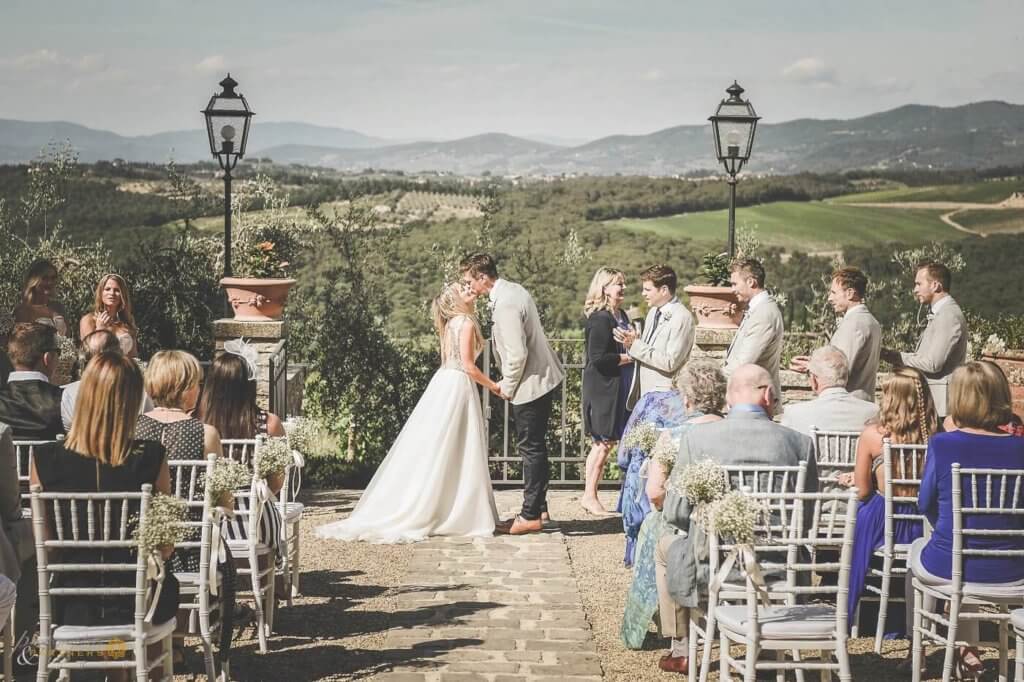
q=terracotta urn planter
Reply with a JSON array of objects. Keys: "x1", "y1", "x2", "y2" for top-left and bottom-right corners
[
  {"x1": 220, "y1": 277, "x2": 296, "y2": 321},
  {"x1": 982, "y1": 350, "x2": 1024, "y2": 417},
  {"x1": 683, "y1": 285, "x2": 744, "y2": 329},
  {"x1": 266, "y1": 470, "x2": 286, "y2": 495}
]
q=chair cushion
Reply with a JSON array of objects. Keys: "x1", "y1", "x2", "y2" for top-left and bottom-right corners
[
  {"x1": 910, "y1": 539, "x2": 1024, "y2": 602},
  {"x1": 716, "y1": 604, "x2": 838, "y2": 640},
  {"x1": 53, "y1": 617, "x2": 175, "y2": 645},
  {"x1": 1011, "y1": 608, "x2": 1024, "y2": 631},
  {"x1": 282, "y1": 502, "x2": 304, "y2": 522},
  {"x1": 175, "y1": 571, "x2": 223, "y2": 592},
  {"x1": 226, "y1": 540, "x2": 271, "y2": 556}
]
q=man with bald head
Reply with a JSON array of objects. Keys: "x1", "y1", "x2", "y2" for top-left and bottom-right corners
[{"x1": 651, "y1": 364, "x2": 818, "y2": 674}]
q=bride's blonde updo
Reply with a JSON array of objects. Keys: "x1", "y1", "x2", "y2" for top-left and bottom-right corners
[{"x1": 430, "y1": 282, "x2": 483, "y2": 357}]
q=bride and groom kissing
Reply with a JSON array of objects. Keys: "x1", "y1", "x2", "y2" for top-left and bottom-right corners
[{"x1": 316, "y1": 253, "x2": 564, "y2": 544}]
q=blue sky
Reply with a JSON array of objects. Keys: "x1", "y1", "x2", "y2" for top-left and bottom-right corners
[{"x1": 1, "y1": 1, "x2": 1021, "y2": 141}]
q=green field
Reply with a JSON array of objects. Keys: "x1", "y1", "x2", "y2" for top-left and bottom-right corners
[
  {"x1": 609, "y1": 201, "x2": 961, "y2": 251},
  {"x1": 833, "y1": 179, "x2": 1023, "y2": 204},
  {"x1": 955, "y1": 208, "x2": 1024, "y2": 235}
]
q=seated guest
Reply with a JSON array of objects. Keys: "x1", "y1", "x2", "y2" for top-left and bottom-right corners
[
  {"x1": 840, "y1": 367, "x2": 937, "y2": 638},
  {"x1": 78, "y1": 273, "x2": 139, "y2": 359},
  {"x1": 620, "y1": 360, "x2": 725, "y2": 649},
  {"x1": 908, "y1": 360, "x2": 1024, "y2": 676},
  {"x1": 0, "y1": 323, "x2": 63, "y2": 439},
  {"x1": 29, "y1": 352, "x2": 178, "y2": 679},
  {"x1": 0, "y1": 421, "x2": 36, "y2": 664},
  {"x1": 654, "y1": 364, "x2": 818, "y2": 675},
  {"x1": 61, "y1": 330, "x2": 153, "y2": 431},
  {"x1": 136, "y1": 350, "x2": 235, "y2": 669},
  {"x1": 13, "y1": 259, "x2": 69, "y2": 337},
  {"x1": 196, "y1": 341, "x2": 286, "y2": 558},
  {"x1": 782, "y1": 345, "x2": 879, "y2": 437}
]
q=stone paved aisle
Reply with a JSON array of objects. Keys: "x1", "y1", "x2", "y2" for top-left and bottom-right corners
[{"x1": 376, "y1": 528, "x2": 603, "y2": 681}]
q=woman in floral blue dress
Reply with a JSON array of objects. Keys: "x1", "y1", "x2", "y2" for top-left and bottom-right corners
[{"x1": 621, "y1": 362, "x2": 726, "y2": 649}]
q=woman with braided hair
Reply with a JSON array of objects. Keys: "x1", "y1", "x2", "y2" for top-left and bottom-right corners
[{"x1": 840, "y1": 367, "x2": 937, "y2": 639}]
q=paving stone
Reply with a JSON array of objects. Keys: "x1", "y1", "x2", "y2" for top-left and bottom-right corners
[{"x1": 444, "y1": 661, "x2": 521, "y2": 673}]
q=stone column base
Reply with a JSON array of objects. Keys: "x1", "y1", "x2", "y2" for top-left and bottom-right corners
[{"x1": 212, "y1": 319, "x2": 287, "y2": 412}]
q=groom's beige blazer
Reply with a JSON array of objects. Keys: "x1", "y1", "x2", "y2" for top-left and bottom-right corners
[
  {"x1": 489, "y1": 279, "x2": 564, "y2": 405},
  {"x1": 625, "y1": 298, "x2": 695, "y2": 410}
]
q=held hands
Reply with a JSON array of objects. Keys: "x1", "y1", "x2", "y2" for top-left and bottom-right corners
[
  {"x1": 612, "y1": 327, "x2": 637, "y2": 349},
  {"x1": 489, "y1": 381, "x2": 511, "y2": 401}
]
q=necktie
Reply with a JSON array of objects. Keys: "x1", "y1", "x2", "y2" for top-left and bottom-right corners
[{"x1": 645, "y1": 308, "x2": 662, "y2": 343}]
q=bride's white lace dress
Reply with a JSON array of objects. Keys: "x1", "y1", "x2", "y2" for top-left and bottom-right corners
[{"x1": 316, "y1": 315, "x2": 498, "y2": 543}]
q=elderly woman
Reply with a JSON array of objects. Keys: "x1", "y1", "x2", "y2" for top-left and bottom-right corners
[{"x1": 620, "y1": 360, "x2": 726, "y2": 649}]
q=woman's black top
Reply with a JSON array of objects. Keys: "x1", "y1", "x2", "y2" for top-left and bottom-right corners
[{"x1": 33, "y1": 441, "x2": 179, "y2": 626}]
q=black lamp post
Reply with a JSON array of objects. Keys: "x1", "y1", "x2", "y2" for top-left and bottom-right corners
[
  {"x1": 202, "y1": 74, "x2": 254, "y2": 279},
  {"x1": 709, "y1": 81, "x2": 759, "y2": 259}
]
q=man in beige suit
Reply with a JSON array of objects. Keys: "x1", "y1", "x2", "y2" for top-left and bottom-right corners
[
  {"x1": 460, "y1": 254, "x2": 564, "y2": 535},
  {"x1": 792, "y1": 266, "x2": 881, "y2": 400},
  {"x1": 881, "y1": 261, "x2": 968, "y2": 416},
  {"x1": 614, "y1": 264, "x2": 695, "y2": 409},
  {"x1": 723, "y1": 258, "x2": 785, "y2": 412}
]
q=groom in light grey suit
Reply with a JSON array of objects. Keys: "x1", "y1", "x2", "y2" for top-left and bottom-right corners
[
  {"x1": 460, "y1": 253, "x2": 564, "y2": 536},
  {"x1": 613, "y1": 264, "x2": 695, "y2": 409},
  {"x1": 882, "y1": 261, "x2": 967, "y2": 416},
  {"x1": 723, "y1": 258, "x2": 785, "y2": 413}
]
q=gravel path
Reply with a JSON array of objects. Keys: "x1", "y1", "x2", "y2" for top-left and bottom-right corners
[{"x1": 162, "y1": 488, "x2": 1008, "y2": 681}]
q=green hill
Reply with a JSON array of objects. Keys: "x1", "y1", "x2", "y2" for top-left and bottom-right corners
[
  {"x1": 608, "y1": 201, "x2": 960, "y2": 251},
  {"x1": 832, "y1": 179, "x2": 1023, "y2": 204}
]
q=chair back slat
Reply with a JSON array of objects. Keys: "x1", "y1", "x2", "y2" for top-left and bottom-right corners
[
  {"x1": 951, "y1": 465, "x2": 1024, "y2": 592},
  {"x1": 12, "y1": 439, "x2": 60, "y2": 509},
  {"x1": 810, "y1": 428, "x2": 861, "y2": 493},
  {"x1": 222, "y1": 438, "x2": 259, "y2": 467}
]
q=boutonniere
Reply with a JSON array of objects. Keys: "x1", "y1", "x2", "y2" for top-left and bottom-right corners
[
  {"x1": 661, "y1": 309, "x2": 673, "y2": 322},
  {"x1": 487, "y1": 297, "x2": 496, "y2": 311}
]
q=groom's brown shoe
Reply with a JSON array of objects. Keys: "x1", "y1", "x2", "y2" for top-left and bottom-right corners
[{"x1": 508, "y1": 515, "x2": 543, "y2": 535}]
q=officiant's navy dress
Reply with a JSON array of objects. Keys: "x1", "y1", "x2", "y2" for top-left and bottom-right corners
[{"x1": 582, "y1": 309, "x2": 632, "y2": 441}]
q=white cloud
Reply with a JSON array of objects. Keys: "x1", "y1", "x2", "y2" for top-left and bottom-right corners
[
  {"x1": 641, "y1": 68, "x2": 664, "y2": 82},
  {"x1": 2, "y1": 49, "x2": 105, "y2": 73},
  {"x1": 194, "y1": 55, "x2": 227, "y2": 74},
  {"x1": 781, "y1": 57, "x2": 838, "y2": 87}
]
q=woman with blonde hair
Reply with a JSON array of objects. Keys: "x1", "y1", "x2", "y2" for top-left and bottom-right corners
[
  {"x1": 580, "y1": 267, "x2": 634, "y2": 515},
  {"x1": 316, "y1": 281, "x2": 499, "y2": 543},
  {"x1": 29, "y1": 352, "x2": 179, "y2": 633},
  {"x1": 842, "y1": 367, "x2": 937, "y2": 640},
  {"x1": 79, "y1": 273, "x2": 138, "y2": 358},
  {"x1": 13, "y1": 259, "x2": 68, "y2": 336}
]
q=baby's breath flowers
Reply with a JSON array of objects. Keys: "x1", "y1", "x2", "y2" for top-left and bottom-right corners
[
  {"x1": 206, "y1": 458, "x2": 252, "y2": 508},
  {"x1": 257, "y1": 436, "x2": 293, "y2": 479},
  {"x1": 621, "y1": 421, "x2": 659, "y2": 454},
  {"x1": 650, "y1": 430, "x2": 681, "y2": 474},
  {"x1": 710, "y1": 490, "x2": 768, "y2": 545},
  {"x1": 134, "y1": 493, "x2": 187, "y2": 556}
]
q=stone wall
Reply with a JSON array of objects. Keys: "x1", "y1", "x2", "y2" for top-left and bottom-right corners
[{"x1": 212, "y1": 318, "x2": 286, "y2": 412}]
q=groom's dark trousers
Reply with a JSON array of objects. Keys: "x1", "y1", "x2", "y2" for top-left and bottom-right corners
[{"x1": 513, "y1": 387, "x2": 557, "y2": 521}]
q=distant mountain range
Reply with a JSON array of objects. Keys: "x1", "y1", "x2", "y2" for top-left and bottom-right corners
[{"x1": 2, "y1": 101, "x2": 1022, "y2": 175}]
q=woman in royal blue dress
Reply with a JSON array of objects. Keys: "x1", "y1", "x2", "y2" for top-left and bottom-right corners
[
  {"x1": 908, "y1": 361, "x2": 1024, "y2": 677},
  {"x1": 580, "y1": 267, "x2": 634, "y2": 515},
  {"x1": 840, "y1": 367, "x2": 937, "y2": 638}
]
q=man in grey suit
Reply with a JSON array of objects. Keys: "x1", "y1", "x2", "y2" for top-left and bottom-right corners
[
  {"x1": 653, "y1": 364, "x2": 818, "y2": 674},
  {"x1": 792, "y1": 266, "x2": 881, "y2": 400},
  {"x1": 881, "y1": 261, "x2": 968, "y2": 416},
  {"x1": 724, "y1": 258, "x2": 785, "y2": 413},
  {"x1": 460, "y1": 254, "x2": 565, "y2": 536},
  {"x1": 613, "y1": 264, "x2": 695, "y2": 409},
  {"x1": 782, "y1": 345, "x2": 879, "y2": 437}
]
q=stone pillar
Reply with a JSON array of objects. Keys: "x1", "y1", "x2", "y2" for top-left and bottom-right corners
[{"x1": 212, "y1": 318, "x2": 287, "y2": 411}]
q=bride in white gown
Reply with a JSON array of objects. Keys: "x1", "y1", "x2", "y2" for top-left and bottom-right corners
[{"x1": 316, "y1": 282, "x2": 501, "y2": 543}]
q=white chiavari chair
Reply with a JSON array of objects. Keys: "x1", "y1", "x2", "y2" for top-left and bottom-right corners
[{"x1": 30, "y1": 484, "x2": 174, "y2": 681}]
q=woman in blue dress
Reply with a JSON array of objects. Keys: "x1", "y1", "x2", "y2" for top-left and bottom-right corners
[
  {"x1": 909, "y1": 361, "x2": 1024, "y2": 677},
  {"x1": 840, "y1": 367, "x2": 937, "y2": 639},
  {"x1": 620, "y1": 361, "x2": 726, "y2": 648}
]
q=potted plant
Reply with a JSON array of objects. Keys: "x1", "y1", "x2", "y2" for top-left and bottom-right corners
[
  {"x1": 256, "y1": 436, "x2": 294, "y2": 495},
  {"x1": 683, "y1": 252, "x2": 744, "y2": 329},
  {"x1": 220, "y1": 223, "x2": 298, "y2": 321}
]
